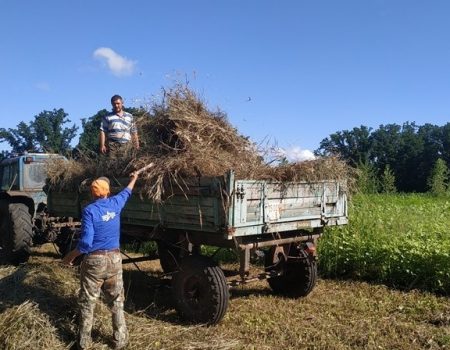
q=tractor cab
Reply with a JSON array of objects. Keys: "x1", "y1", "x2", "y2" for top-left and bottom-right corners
[{"x1": 0, "y1": 153, "x2": 65, "y2": 207}]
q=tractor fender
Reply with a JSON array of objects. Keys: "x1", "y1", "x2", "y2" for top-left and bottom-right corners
[{"x1": 0, "y1": 192, "x2": 35, "y2": 217}]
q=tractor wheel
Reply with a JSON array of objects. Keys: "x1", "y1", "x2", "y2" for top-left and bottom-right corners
[
  {"x1": 172, "y1": 255, "x2": 229, "y2": 325},
  {"x1": 0, "y1": 202, "x2": 34, "y2": 265},
  {"x1": 265, "y1": 244, "x2": 317, "y2": 297}
]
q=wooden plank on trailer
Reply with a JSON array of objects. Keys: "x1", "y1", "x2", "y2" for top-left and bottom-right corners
[
  {"x1": 162, "y1": 197, "x2": 217, "y2": 208},
  {"x1": 162, "y1": 214, "x2": 217, "y2": 227},
  {"x1": 279, "y1": 207, "x2": 322, "y2": 219},
  {"x1": 121, "y1": 210, "x2": 161, "y2": 221},
  {"x1": 265, "y1": 197, "x2": 322, "y2": 208},
  {"x1": 265, "y1": 184, "x2": 326, "y2": 199}
]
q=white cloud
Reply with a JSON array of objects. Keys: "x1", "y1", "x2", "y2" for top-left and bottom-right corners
[
  {"x1": 35, "y1": 81, "x2": 50, "y2": 91},
  {"x1": 93, "y1": 47, "x2": 136, "y2": 77},
  {"x1": 277, "y1": 146, "x2": 316, "y2": 162}
]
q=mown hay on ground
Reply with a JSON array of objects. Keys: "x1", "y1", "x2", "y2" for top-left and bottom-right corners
[
  {"x1": 0, "y1": 246, "x2": 449, "y2": 350},
  {"x1": 0, "y1": 301, "x2": 62, "y2": 350}
]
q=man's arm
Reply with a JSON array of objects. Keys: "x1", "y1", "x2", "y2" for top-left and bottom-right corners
[
  {"x1": 130, "y1": 116, "x2": 139, "y2": 150},
  {"x1": 62, "y1": 248, "x2": 82, "y2": 266},
  {"x1": 62, "y1": 209, "x2": 94, "y2": 265},
  {"x1": 127, "y1": 172, "x2": 139, "y2": 191},
  {"x1": 109, "y1": 172, "x2": 139, "y2": 209},
  {"x1": 132, "y1": 132, "x2": 140, "y2": 150},
  {"x1": 99, "y1": 130, "x2": 107, "y2": 154}
]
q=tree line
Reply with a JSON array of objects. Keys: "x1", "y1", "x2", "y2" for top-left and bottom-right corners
[
  {"x1": 1, "y1": 108, "x2": 450, "y2": 193},
  {"x1": 316, "y1": 122, "x2": 450, "y2": 193}
]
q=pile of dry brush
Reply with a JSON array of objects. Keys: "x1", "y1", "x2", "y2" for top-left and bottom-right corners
[{"x1": 47, "y1": 85, "x2": 354, "y2": 201}]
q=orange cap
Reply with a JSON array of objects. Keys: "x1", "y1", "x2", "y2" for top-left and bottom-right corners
[{"x1": 91, "y1": 178, "x2": 110, "y2": 198}]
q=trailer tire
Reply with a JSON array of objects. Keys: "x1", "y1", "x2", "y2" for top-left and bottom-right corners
[
  {"x1": 265, "y1": 244, "x2": 317, "y2": 297},
  {"x1": 172, "y1": 255, "x2": 229, "y2": 325},
  {"x1": 0, "y1": 202, "x2": 34, "y2": 265},
  {"x1": 157, "y1": 240, "x2": 181, "y2": 273}
]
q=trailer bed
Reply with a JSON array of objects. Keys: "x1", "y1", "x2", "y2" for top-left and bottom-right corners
[{"x1": 48, "y1": 171, "x2": 347, "y2": 238}]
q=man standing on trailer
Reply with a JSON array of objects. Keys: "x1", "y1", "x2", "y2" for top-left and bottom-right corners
[
  {"x1": 99, "y1": 94, "x2": 140, "y2": 156},
  {"x1": 63, "y1": 172, "x2": 139, "y2": 350}
]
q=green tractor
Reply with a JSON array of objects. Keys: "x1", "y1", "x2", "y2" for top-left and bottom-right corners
[{"x1": 0, "y1": 153, "x2": 70, "y2": 264}]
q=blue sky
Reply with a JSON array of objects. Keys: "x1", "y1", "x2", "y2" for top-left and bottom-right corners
[{"x1": 2, "y1": 0, "x2": 450, "y2": 160}]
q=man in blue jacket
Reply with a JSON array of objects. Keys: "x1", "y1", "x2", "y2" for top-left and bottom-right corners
[{"x1": 63, "y1": 172, "x2": 138, "y2": 350}]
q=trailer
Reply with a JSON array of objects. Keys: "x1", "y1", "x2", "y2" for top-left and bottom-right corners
[{"x1": 47, "y1": 171, "x2": 348, "y2": 325}]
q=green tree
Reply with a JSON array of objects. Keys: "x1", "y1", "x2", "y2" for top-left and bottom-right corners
[
  {"x1": 77, "y1": 109, "x2": 109, "y2": 155},
  {"x1": 356, "y1": 160, "x2": 378, "y2": 194},
  {"x1": 380, "y1": 164, "x2": 397, "y2": 193},
  {"x1": 439, "y1": 122, "x2": 450, "y2": 164},
  {"x1": 0, "y1": 150, "x2": 10, "y2": 162},
  {"x1": 417, "y1": 123, "x2": 442, "y2": 190},
  {"x1": 0, "y1": 109, "x2": 78, "y2": 154},
  {"x1": 316, "y1": 125, "x2": 373, "y2": 166},
  {"x1": 33, "y1": 109, "x2": 78, "y2": 153},
  {"x1": 427, "y1": 158, "x2": 449, "y2": 195},
  {"x1": 395, "y1": 122, "x2": 424, "y2": 192},
  {"x1": 0, "y1": 121, "x2": 37, "y2": 153},
  {"x1": 369, "y1": 123, "x2": 402, "y2": 172}
]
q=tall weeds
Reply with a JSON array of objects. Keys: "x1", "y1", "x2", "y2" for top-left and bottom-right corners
[{"x1": 319, "y1": 193, "x2": 450, "y2": 295}]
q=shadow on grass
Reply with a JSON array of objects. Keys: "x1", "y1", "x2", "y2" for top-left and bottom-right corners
[
  {"x1": 229, "y1": 286, "x2": 272, "y2": 299},
  {"x1": 318, "y1": 273, "x2": 450, "y2": 297},
  {"x1": 0, "y1": 262, "x2": 191, "y2": 348},
  {"x1": 122, "y1": 269, "x2": 180, "y2": 324}
]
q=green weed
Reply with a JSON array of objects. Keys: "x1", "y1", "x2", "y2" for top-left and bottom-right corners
[{"x1": 319, "y1": 193, "x2": 450, "y2": 294}]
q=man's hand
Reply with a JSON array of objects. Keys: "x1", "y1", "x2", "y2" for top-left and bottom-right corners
[
  {"x1": 127, "y1": 171, "x2": 139, "y2": 191},
  {"x1": 62, "y1": 255, "x2": 74, "y2": 266},
  {"x1": 99, "y1": 131, "x2": 107, "y2": 154},
  {"x1": 62, "y1": 249, "x2": 81, "y2": 266}
]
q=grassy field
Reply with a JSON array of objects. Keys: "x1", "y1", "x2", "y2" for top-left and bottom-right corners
[
  {"x1": 0, "y1": 245, "x2": 448, "y2": 350},
  {"x1": 0, "y1": 193, "x2": 449, "y2": 349},
  {"x1": 319, "y1": 194, "x2": 450, "y2": 295}
]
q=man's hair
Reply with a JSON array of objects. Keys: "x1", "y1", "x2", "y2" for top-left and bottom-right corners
[{"x1": 111, "y1": 95, "x2": 123, "y2": 104}]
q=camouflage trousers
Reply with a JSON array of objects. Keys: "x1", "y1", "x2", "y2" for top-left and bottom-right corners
[
  {"x1": 106, "y1": 141, "x2": 135, "y2": 159},
  {"x1": 78, "y1": 251, "x2": 128, "y2": 349}
]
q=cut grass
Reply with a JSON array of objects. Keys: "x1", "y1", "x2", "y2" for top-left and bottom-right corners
[{"x1": 0, "y1": 245, "x2": 448, "y2": 350}]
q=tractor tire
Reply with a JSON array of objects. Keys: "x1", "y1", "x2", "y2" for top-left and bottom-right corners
[
  {"x1": 265, "y1": 244, "x2": 317, "y2": 297},
  {"x1": 0, "y1": 202, "x2": 34, "y2": 265},
  {"x1": 172, "y1": 255, "x2": 229, "y2": 325}
]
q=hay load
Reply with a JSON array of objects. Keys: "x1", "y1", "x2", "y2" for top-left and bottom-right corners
[{"x1": 47, "y1": 85, "x2": 353, "y2": 201}]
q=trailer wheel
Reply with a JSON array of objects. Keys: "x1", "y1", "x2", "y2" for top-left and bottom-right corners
[
  {"x1": 172, "y1": 255, "x2": 229, "y2": 325},
  {"x1": 157, "y1": 240, "x2": 181, "y2": 273},
  {"x1": 0, "y1": 202, "x2": 34, "y2": 265},
  {"x1": 265, "y1": 244, "x2": 317, "y2": 297}
]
